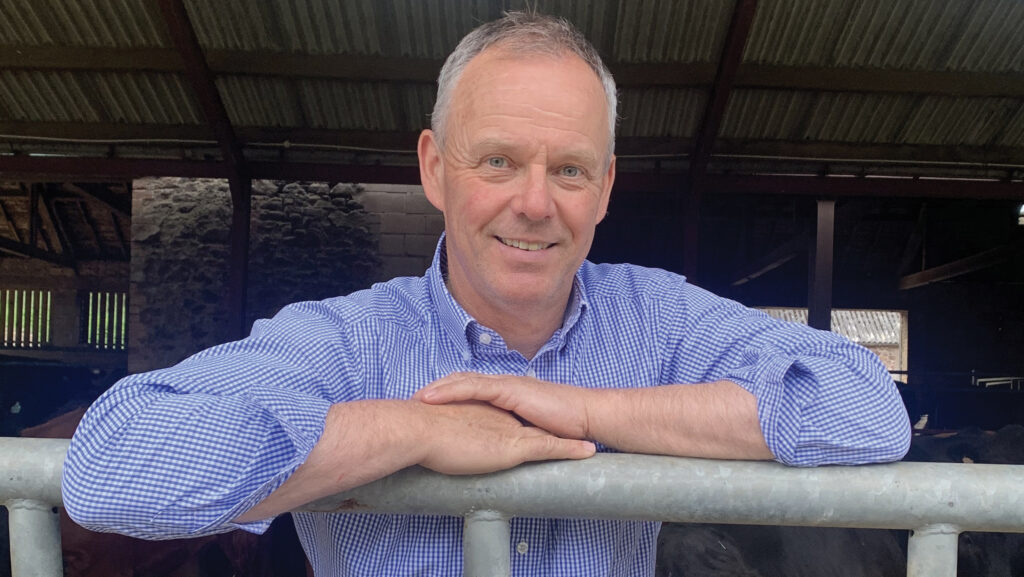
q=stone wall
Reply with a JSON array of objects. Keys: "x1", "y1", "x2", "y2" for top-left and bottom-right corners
[{"x1": 129, "y1": 178, "x2": 442, "y2": 373}]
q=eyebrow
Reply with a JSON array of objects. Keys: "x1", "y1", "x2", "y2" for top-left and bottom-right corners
[{"x1": 470, "y1": 138, "x2": 601, "y2": 168}]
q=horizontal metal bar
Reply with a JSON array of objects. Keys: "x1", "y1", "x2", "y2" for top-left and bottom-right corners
[
  {"x1": 4, "y1": 438, "x2": 1024, "y2": 537},
  {"x1": 304, "y1": 453, "x2": 1024, "y2": 534},
  {"x1": 0, "y1": 438, "x2": 68, "y2": 504}
]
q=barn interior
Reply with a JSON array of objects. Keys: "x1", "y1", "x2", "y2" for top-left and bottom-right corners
[
  {"x1": 2, "y1": 1, "x2": 1024, "y2": 576},
  {"x1": 1, "y1": 0, "x2": 1023, "y2": 434}
]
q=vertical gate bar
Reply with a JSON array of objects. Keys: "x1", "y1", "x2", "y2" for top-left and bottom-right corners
[
  {"x1": 7, "y1": 499, "x2": 63, "y2": 577},
  {"x1": 907, "y1": 523, "x2": 959, "y2": 577},
  {"x1": 463, "y1": 509, "x2": 510, "y2": 577}
]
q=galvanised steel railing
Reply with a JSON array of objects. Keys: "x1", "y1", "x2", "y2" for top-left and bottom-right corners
[{"x1": 4, "y1": 436, "x2": 1024, "y2": 577}]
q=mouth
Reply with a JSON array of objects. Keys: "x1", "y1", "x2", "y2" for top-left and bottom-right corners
[{"x1": 497, "y1": 236, "x2": 554, "y2": 252}]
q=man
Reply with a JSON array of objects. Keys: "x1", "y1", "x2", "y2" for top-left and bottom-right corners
[{"x1": 63, "y1": 12, "x2": 910, "y2": 576}]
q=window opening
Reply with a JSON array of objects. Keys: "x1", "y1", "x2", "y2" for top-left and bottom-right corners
[
  {"x1": 758, "y1": 308, "x2": 908, "y2": 374},
  {"x1": 82, "y1": 291, "x2": 127, "y2": 350},
  {"x1": 0, "y1": 288, "x2": 52, "y2": 348}
]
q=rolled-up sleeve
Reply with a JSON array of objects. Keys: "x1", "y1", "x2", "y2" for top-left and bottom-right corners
[
  {"x1": 657, "y1": 280, "x2": 911, "y2": 467},
  {"x1": 62, "y1": 300, "x2": 366, "y2": 538}
]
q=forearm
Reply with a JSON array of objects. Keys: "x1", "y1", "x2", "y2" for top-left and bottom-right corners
[
  {"x1": 583, "y1": 381, "x2": 773, "y2": 460},
  {"x1": 235, "y1": 399, "x2": 424, "y2": 523}
]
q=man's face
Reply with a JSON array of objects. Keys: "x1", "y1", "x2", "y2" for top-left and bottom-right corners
[{"x1": 419, "y1": 47, "x2": 615, "y2": 321}]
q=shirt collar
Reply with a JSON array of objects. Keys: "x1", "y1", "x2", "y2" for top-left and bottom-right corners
[{"x1": 426, "y1": 234, "x2": 590, "y2": 354}]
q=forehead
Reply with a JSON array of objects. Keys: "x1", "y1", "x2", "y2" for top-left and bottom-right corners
[{"x1": 449, "y1": 47, "x2": 610, "y2": 150}]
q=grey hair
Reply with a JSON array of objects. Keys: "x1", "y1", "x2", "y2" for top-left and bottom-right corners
[{"x1": 430, "y1": 11, "x2": 618, "y2": 163}]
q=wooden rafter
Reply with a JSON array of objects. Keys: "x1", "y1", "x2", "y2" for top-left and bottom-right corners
[
  {"x1": 684, "y1": 0, "x2": 758, "y2": 279},
  {"x1": 158, "y1": 0, "x2": 250, "y2": 339},
  {"x1": 3, "y1": 155, "x2": 1024, "y2": 199},
  {"x1": 71, "y1": 199, "x2": 103, "y2": 257},
  {"x1": 731, "y1": 231, "x2": 809, "y2": 286},
  {"x1": 4, "y1": 122, "x2": 1024, "y2": 169},
  {"x1": 0, "y1": 198, "x2": 22, "y2": 243},
  {"x1": 43, "y1": 193, "x2": 74, "y2": 264},
  {"x1": 157, "y1": 0, "x2": 245, "y2": 171},
  {"x1": 899, "y1": 242, "x2": 1024, "y2": 290},
  {"x1": 5, "y1": 47, "x2": 1024, "y2": 98},
  {"x1": 61, "y1": 183, "x2": 130, "y2": 219},
  {"x1": 690, "y1": 0, "x2": 758, "y2": 183},
  {"x1": 0, "y1": 235, "x2": 68, "y2": 266}
]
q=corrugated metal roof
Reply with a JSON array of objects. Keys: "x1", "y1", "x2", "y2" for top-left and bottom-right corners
[
  {"x1": 721, "y1": 90, "x2": 1022, "y2": 147},
  {"x1": 746, "y1": 0, "x2": 1024, "y2": 72},
  {"x1": 0, "y1": 0, "x2": 166, "y2": 47},
  {"x1": 296, "y1": 80, "x2": 434, "y2": 132},
  {"x1": 0, "y1": 0, "x2": 1020, "y2": 179},
  {"x1": 0, "y1": 70, "x2": 202, "y2": 125},
  {"x1": 218, "y1": 76, "x2": 303, "y2": 128},
  {"x1": 183, "y1": 0, "x2": 495, "y2": 57},
  {"x1": 610, "y1": 0, "x2": 732, "y2": 63},
  {"x1": 759, "y1": 307, "x2": 903, "y2": 345},
  {"x1": 0, "y1": 71, "x2": 103, "y2": 122},
  {"x1": 618, "y1": 87, "x2": 706, "y2": 138},
  {"x1": 1000, "y1": 104, "x2": 1024, "y2": 148}
]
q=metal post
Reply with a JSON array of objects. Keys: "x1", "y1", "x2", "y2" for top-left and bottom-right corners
[
  {"x1": 808, "y1": 198, "x2": 835, "y2": 331},
  {"x1": 907, "y1": 523, "x2": 959, "y2": 577},
  {"x1": 463, "y1": 509, "x2": 510, "y2": 577},
  {"x1": 7, "y1": 499, "x2": 62, "y2": 577}
]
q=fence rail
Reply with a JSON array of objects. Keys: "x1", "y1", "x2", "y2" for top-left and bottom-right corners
[{"x1": 4, "y1": 437, "x2": 1024, "y2": 577}]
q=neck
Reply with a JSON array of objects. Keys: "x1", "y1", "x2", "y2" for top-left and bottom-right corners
[
  {"x1": 445, "y1": 279, "x2": 571, "y2": 360},
  {"x1": 479, "y1": 304, "x2": 565, "y2": 360}
]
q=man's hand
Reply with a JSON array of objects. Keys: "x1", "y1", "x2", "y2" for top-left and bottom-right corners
[
  {"x1": 415, "y1": 373, "x2": 774, "y2": 461},
  {"x1": 414, "y1": 399, "x2": 595, "y2": 474},
  {"x1": 413, "y1": 372, "x2": 592, "y2": 440}
]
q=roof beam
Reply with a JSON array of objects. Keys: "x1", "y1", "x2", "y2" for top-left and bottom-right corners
[
  {"x1": 899, "y1": 242, "x2": 1024, "y2": 290},
  {"x1": 0, "y1": 234, "x2": 69, "y2": 266},
  {"x1": 685, "y1": 0, "x2": 758, "y2": 279},
  {"x1": 157, "y1": 0, "x2": 244, "y2": 171},
  {"x1": 731, "y1": 231, "x2": 809, "y2": 286},
  {"x1": 5, "y1": 122, "x2": 1024, "y2": 167},
  {"x1": 60, "y1": 183, "x2": 130, "y2": 219},
  {"x1": 4, "y1": 155, "x2": 1024, "y2": 199},
  {"x1": 709, "y1": 174, "x2": 1024, "y2": 200},
  {"x1": 17, "y1": 127, "x2": 1024, "y2": 167},
  {"x1": 690, "y1": 0, "x2": 757, "y2": 182},
  {"x1": 5, "y1": 47, "x2": 1024, "y2": 97}
]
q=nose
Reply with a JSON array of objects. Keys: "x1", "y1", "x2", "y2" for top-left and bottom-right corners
[{"x1": 515, "y1": 163, "x2": 555, "y2": 221}]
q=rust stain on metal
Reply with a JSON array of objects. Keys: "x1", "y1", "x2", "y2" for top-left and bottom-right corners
[{"x1": 336, "y1": 498, "x2": 366, "y2": 511}]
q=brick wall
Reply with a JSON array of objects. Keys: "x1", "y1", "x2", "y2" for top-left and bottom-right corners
[{"x1": 353, "y1": 184, "x2": 444, "y2": 281}]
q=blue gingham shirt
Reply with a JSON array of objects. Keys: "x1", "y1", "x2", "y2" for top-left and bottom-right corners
[{"x1": 64, "y1": 237, "x2": 910, "y2": 576}]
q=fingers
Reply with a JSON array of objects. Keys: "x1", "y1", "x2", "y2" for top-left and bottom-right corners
[
  {"x1": 414, "y1": 372, "x2": 512, "y2": 407},
  {"x1": 516, "y1": 433, "x2": 596, "y2": 463}
]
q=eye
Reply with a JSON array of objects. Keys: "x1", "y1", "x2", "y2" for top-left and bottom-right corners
[
  {"x1": 486, "y1": 157, "x2": 507, "y2": 168},
  {"x1": 560, "y1": 165, "x2": 581, "y2": 178}
]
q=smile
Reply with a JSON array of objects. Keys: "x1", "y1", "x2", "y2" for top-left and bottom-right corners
[{"x1": 498, "y1": 237, "x2": 553, "y2": 251}]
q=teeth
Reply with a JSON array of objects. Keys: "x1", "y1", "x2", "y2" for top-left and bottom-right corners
[{"x1": 500, "y1": 237, "x2": 550, "y2": 251}]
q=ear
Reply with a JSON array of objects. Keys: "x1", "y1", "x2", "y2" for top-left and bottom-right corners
[
  {"x1": 596, "y1": 154, "x2": 615, "y2": 223},
  {"x1": 418, "y1": 129, "x2": 445, "y2": 212}
]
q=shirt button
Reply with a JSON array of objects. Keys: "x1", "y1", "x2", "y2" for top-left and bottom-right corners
[
  {"x1": 516, "y1": 541, "x2": 529, "y2": 555},
  {"x1": 525, "y1": 367, "x2": 536, "y2": 378},
  {"x1": 461, "y1": 351, "x2": 472, "y2": 362},
  {"x1": 478, "y1": 333, "x2": 492, "y2": 345}
]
